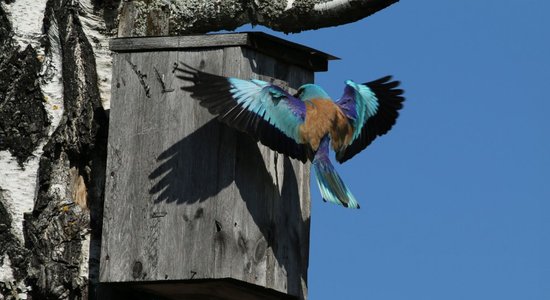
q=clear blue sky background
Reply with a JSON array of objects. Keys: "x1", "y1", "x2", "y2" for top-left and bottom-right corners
[{"x1": 237, "y1": 1, "x2": 550, "y2": 299}]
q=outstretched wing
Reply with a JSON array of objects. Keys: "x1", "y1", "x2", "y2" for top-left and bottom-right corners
[
  {"x1": 335, "y1": 76, "x2": 405, "y2": 163},
  {"x1": 176, "y1": 64, "x2": 309, "y2": 162}
]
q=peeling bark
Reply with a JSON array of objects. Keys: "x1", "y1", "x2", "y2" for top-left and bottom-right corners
[
  {"x1": 0, "y1": 5, "x2": 49, "y2": 165},
  {"x1": 1, "y1": 6, "x2": 48, "y2": 298},
  {"x1": 1, "y1": 0, "x2": 107, "y2": 299},
  {"x1": 21, "y1": 0, "x2": 108, "y2": 299},
  {"x1": 0, "y1": 0, "x2": 398, "y2": 299}
]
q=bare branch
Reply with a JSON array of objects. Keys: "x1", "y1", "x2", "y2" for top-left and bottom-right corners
[
  {"x1": 262, "y1": 0, "x2": 400, "y2": 33},
  {"x1": 121, "y1": 0, "x2": 399, "y2": 36}
]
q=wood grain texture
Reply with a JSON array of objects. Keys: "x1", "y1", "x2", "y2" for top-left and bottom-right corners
[
  {"x1": 110, "y1": 34, "x2": 249, "y2": 51},
  {"x1": 101, "y1": 40, "x2": 313, "y2": 299},
  {"x1": 109, "y1": 32, "x2": 338, "y2": 72}
]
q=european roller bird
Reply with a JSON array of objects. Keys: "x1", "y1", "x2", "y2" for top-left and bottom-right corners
[{"x1": 177, "y1": 64, "x2": 405, "y2": 209}]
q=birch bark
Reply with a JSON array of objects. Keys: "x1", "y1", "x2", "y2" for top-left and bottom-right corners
[{"x1": 0, "y1": 0, "x2": 398, "y2": 298}]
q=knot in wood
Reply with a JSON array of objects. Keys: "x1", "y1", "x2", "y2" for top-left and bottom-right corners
[{"x1": 132, "y1": 261, "x2": 143, "y2": 279}]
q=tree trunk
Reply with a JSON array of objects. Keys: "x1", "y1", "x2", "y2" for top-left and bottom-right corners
[
  {"x1": 0, "y1": 0, "x2": 399, "y2": 299},
  {"x1": 1, "y1": 1, "x2": 113, "y2": 298}
]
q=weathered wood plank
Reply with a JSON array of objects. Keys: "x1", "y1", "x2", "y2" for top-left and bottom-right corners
[
  {"x1": 109, "y1": 33, "x2": 338, "y2": 72},
  {"x1": 101, "y1": 33, "x2": 323, "y2": 300},
  {"x1": 155, "y1": 49, "x2": 228, "y2": 282},
  {"x1": 110, "y1": 34, "x2": 250, "y2": 52}
]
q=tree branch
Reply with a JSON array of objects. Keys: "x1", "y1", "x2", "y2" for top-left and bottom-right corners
[
  {"x1": 264, "y1": 0, "x2": 400, "y2": 33},
  {"x1": 120, "y1": 0, "x2": 399, "y2": 36}
]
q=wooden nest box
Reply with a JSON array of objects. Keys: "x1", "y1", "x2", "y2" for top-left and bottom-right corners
[{"x1": 100, "y1": 32, "x2": 337, "y2": 300}]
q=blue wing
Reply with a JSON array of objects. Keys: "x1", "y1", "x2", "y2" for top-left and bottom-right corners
[
  {"x1": 177, "y1": 64, "x2": 309, "y2": 162},
  {"x1": 335, "y1": 76, "x2": 405, "y2": 163}
]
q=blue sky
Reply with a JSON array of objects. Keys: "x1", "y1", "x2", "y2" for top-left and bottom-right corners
[{"x1": 238, "y1": 1, "x2": 549, "y2": 299}]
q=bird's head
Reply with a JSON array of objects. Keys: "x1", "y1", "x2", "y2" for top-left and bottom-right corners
[{"x1": 295, "y1": 84, "x2": 330, "y2": 101}]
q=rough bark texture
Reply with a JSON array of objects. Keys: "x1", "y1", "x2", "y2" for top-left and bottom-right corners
[
  {"x1": 1, "y1": 0, "x2": 108, "y2": 299},
  {"x1": 264, "y1": 0, "x2": 399, "y2": 33},
  {"x1": 0, "y1": 189, "x2": 31, "y2": 299},
  {"x1": 1, "y1": 4, "x2": 48, "y2": 299},
  {"x1": 0, "y1": 6, "x2": 49, "y2": 165},
  {"x1": 0, "y1": 0, "x2": 398, "y2": 299},
  {"x1": 119, "y1": 0, "x2": 399, "y2": 35},
  {"x1": 21, "y1": 0, "x2": 108, "y2": 299}
]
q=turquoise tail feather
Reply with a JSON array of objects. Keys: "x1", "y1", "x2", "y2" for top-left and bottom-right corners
[{"x1": 312, "y1": 137, "x2": 360, "y2": 209}]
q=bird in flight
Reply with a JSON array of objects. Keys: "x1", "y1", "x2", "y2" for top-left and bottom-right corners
[{"x1": 176, "y1": 64, "x2": 405, "y2": 209}]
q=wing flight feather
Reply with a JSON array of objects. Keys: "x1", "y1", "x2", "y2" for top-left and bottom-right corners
[
  {"x1": 335, "y1": 76, "x2": 405, "y2": 163},
  {"x1": 176, "y1": 64, "x2": 309, "y2": 162}
]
